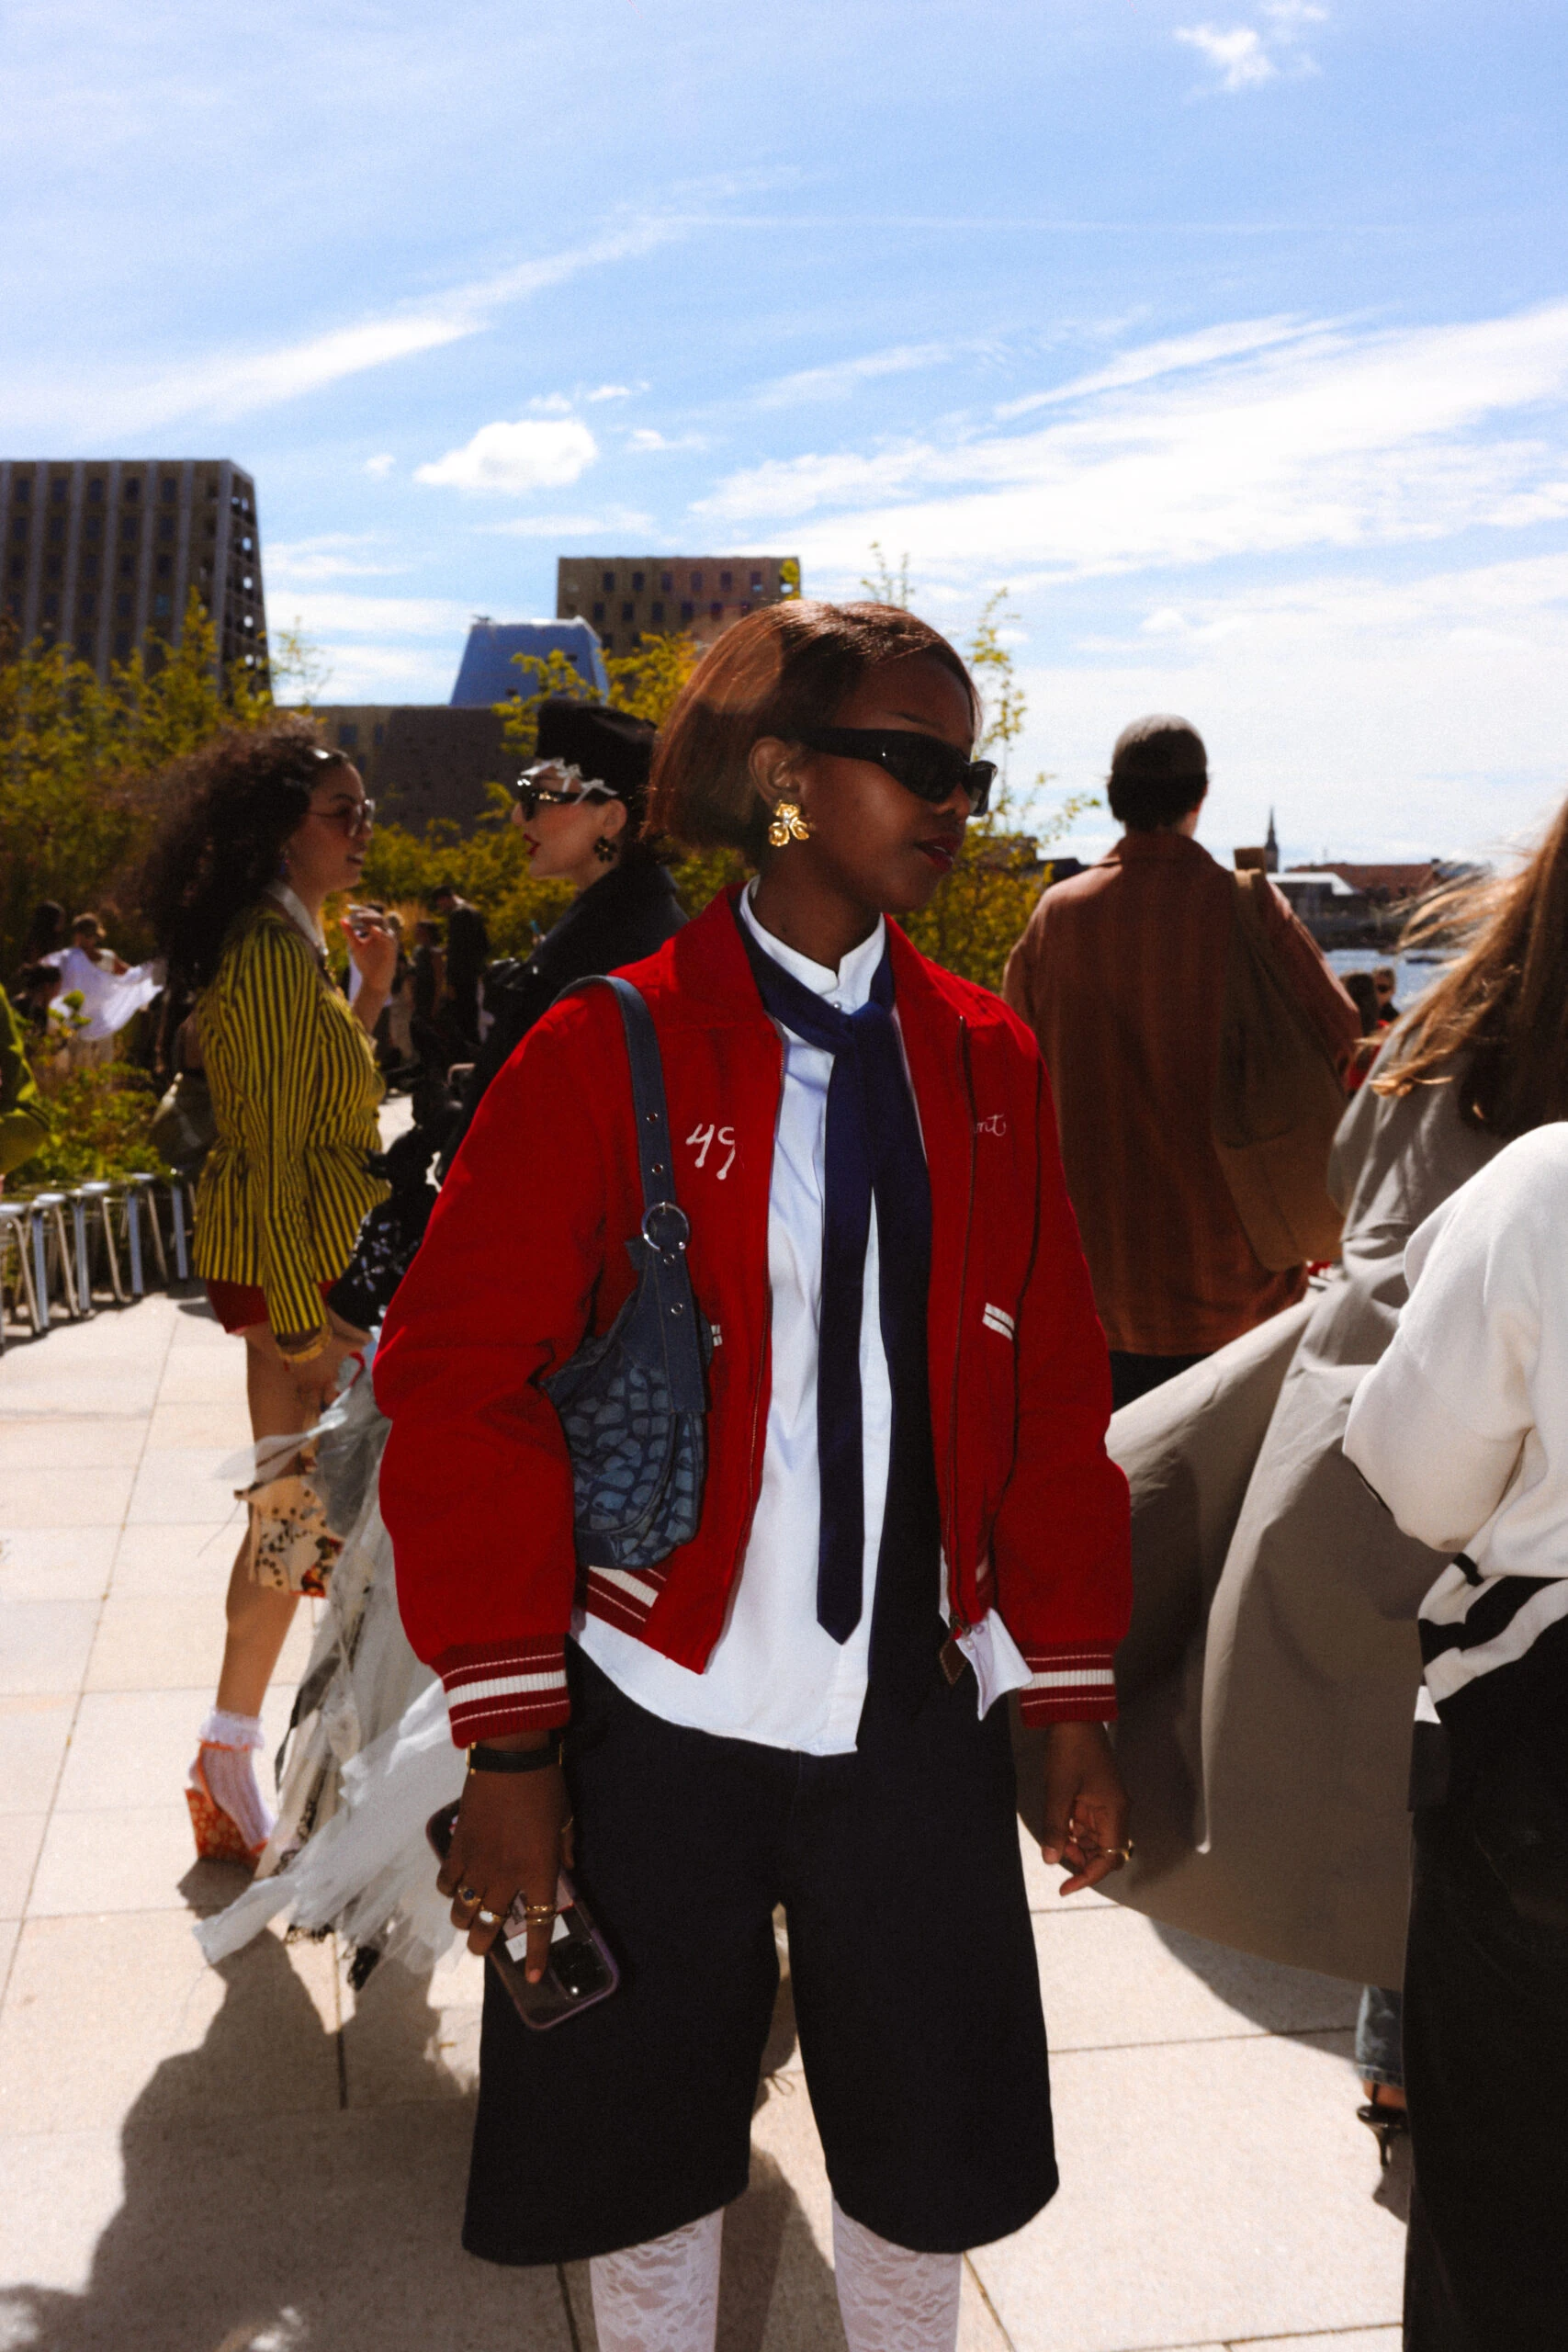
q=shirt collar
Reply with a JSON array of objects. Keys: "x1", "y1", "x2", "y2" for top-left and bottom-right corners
[
  {"x1": 265, "y1": 881, "x2": 328, "y2": 958},
  {"x1": 739, "y1": 880, "x2": 886, "y2": 1012}
]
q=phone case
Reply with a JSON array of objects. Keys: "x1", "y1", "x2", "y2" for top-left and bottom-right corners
[{"x1": 425, "y1": 1803, "x2": 621, "y2": 2030}]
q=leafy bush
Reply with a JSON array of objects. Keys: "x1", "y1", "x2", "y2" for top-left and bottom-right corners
[{"x1": 11, "y1": 1059, "x2": 172, "y2": 1190}]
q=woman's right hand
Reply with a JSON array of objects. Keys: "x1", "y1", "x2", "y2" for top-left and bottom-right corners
[{"x1": 438, "y1": 1756, "x2": 572, "y2": 1982}]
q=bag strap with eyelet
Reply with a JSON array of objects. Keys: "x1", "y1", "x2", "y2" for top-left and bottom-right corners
[{"x1": 552, "y1": 974, "x2": 706, "y2": 1410}]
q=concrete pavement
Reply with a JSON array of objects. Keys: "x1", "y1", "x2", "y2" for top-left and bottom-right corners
[{"x1": 1, "y1": 1268, "x2": 1409, "y2": 2349}]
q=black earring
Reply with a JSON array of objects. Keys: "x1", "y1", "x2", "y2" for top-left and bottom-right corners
[{"x1": 593, "y1": 835, "x2": 617, "y2": 864}]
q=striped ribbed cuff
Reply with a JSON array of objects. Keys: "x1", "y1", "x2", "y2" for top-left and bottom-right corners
[
  {"x1": 436, "y1": 1640, "x2": 570, "y2": 1746},
  {"x1": 1017, "y1": 1645, "x2": 1118, "y2": 1725}
]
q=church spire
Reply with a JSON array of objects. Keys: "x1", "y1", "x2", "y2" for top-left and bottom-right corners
[{"x1": 1265, "y1": 808, "x2": 1279, "y2": 874}]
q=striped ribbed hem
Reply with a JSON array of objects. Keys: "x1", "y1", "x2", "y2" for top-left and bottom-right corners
[
  {"x1": 582, "y1": 1560, "x2": 669, "y2": 1636},
  {"x1": 437, "y1": 1640, "x2": 570, "y2": 1744},
  {"x1": 1017, "y1": 1645, "x2": 1118, "y2": 1725}
]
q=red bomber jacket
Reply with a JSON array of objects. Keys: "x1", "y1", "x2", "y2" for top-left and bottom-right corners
[{"x1": 375, "y1": 886, "x2": 1131, "y2": 1746}]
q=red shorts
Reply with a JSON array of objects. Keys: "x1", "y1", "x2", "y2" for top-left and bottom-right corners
[{"x1": 204, "y1": 1278, "x2": 333, "y2": 1336}]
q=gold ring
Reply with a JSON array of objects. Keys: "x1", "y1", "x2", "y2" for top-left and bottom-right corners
[
  {"x1": 523, "y1": 1904, "x2": 556, "y2": 1924},
  {"x1": 457, "y1": 1883, "x2": 480, "y2": 1906}
]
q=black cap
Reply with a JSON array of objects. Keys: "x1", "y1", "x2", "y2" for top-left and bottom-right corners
[{"x1": 534, "y1": 699, "x2": 656, "y2": 809}]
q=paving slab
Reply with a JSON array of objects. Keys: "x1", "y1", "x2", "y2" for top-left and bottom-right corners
[
  {"x1": 0, "y1": 1523, "x2": 119, "y2": 1601},
  {"x1": 125, "y1": 1446, "x2": 244, "y2": 1525},
  {"x1": 0, "y1": 1693, "x2": 74, "y2": 1813},
  {"x1": 969, "y1": 2032, "x2": 1404, "y2": 2352},
  {"x1": 0, "y1": 1415, "x2": 147, "y2": 1469},
  {"x1": 53, "y1": 1682, "x2": 298, "y2": 1811},
  {"x1": 106, "y1": 1520, "x2": 241, "y2": 1599},
  {"x1": 1035, "y1": 1907, "x2": 1357, "y2": 2052},
  {"x1": 0, "y1": 1467, "x2": 135, "y2": 1531},
  {"x1": 0, "y1": 1597, "x2": 102, "y2": 1692},
  {"x1": 0, "y1": 1816, "x2": 45, "y2": 1921}
]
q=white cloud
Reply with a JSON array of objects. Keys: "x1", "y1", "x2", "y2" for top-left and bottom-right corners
[
  {"x1": 0, "y1": 218, "x2": 681, "y2": 438},
  {"x1": 483, "y1": 507, "x2": 657, "y2": 537},
  {"x1": 1174, "y1": 25, "x2": 1277, "y2": 91},
  {"x1": 755, "y1": 343, "x2": 974, "y2": 409},
  {"x1": 1174, "y1": 4, "x2": 1325, "y2": 93},
  {"x1": 266, "y1": 534, "x2": 402, "y2": 583},
  {"x1": 364, "y1": 453, "x2": 395, "y2": 478},
  {"x1": 697, "y1": 301, "x2": 1568, "y2": 589},
  {"x1": 414, "y1": 417, "x2": 598, "y2": 494},
  {"x1": 626, "y1": 427, "x2": 705, "y2": 452},
  {"x1": 586, "y1": 382, "x2": 645, "y2": 402}
]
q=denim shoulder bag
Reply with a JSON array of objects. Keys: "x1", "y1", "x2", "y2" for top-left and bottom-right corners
[{"x1": 543, "y1": 976, "x2": 710, "y2": 1567}]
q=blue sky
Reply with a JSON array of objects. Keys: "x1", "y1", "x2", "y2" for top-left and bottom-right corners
[{"x1": 5, "y1": 0, "x2": 1566, "y2": 865}]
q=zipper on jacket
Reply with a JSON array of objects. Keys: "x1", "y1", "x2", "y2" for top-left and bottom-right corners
[{"x1": 946, "y1": 1017, "x2": 977, "y2": 1632}]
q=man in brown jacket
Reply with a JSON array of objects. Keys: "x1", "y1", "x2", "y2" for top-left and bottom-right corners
[{"x1": 1003, "y1": 716, "x2": 1357, "y2": 1409}]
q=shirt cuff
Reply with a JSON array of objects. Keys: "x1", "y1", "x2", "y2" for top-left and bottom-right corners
[
  {"x1": 435, "y1": 1639, "x2": 570, "y2": 1745},
  {"x1": 1017, "y1": 1645, "x2": 1118, "y2": 1725}
]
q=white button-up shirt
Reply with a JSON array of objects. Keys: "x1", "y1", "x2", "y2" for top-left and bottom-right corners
[{"x1": 577, "y1": 884, "x2": 1028, "y2": 1751}]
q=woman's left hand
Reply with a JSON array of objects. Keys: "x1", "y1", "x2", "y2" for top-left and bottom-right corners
[
  {"x1": 342, "y1": 910, "x2": 399, "y2": 999},
  {"x1": 1039, "y1": 1721, "x2": 1132, "y2": 1894}
]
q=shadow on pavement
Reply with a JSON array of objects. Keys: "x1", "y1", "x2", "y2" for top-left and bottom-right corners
[{"x1": 0, "y1": 1922, "x2": 840, "y2": 2351}]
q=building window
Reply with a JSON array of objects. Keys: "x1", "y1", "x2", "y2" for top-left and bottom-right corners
[
  {"x1": 720, "y1": 570, "x2": 732, "y2": 590},
  {"x1": 45, "y1": 553, "x2": 62, "y2": 582},
  {"x1": 114, "y1": 629, "x2": 130, "y2": 658},
  {"x1": 43, "y1": 593, "x2": 59, "y2": 619},
  {"x1": 124, "y1": 479, "x2": 140, "y2": 501},
  {"x1": 155, "y1": 554, "x2": 173, "y2": 579},
  {"x1": 690, "y1": 571, "x2": 703, "y2": 591},
  {"x1": 739, "y1": 601, "x2": 751, "y2": 616},
  {"x1": 592, "y1": 601, "x2": 605, "y2": 622},
  {"x1": 14, "y1": 477, "x2": 28, "y2": 503},
  {"x1": 660, "y1": 571, "x2": 672, "y2": 592},
  {"x1": 8, "y1": 556, "x2": 22, "y2": 581},
  {"x1": 602, "y1": 570, "x2": 615, "y2": 592},
  {"x1": 161, "y1": 477, "x2": 177, "y2": 503},
  {"x1": 87, "y1": 479, "x2": 103, "y2": 503},
  {"x1": 79, "y1": 594, "x2": 96, "y2": 619},
  {"x1": 650, "y1": 600, "x2": 664, "y2": 624},
  {"x1": 47, "y1": 516, "x2": 64, "y2": 545},
  {"x1": 564, "y1": 605, "x2": 578, "y2": 619},
  {"x1": 51, "y1": 477, "x2": 68, "y2": 504},
  {"x1": 118, "y1": 555, "x2": 134, "y2": 580},
  {"x1": 85, "y1": 513, "x2": 102, "y2": 542},
  {"x1": 119, "y1": 515, "x2": 139, "y2": 543},
  {"x1": 681, "y1": 600, "x2": 694, "y2": 622},
  {"x1": 621, "y1": 602, "x2": 634, "y2": 623},
  {"x1": 153, "y1": 593, "x2": 171, "y2": 618},
  {"x1": 631, "y1": 571, "x2": 644, "y2": 592},
  {"x1": 601, "y1": 631, "x2": 614, "y2": 650},
  {"x1": 116, "y1": 592, "x2": 132, "y2": 618},
  {"x1": 157, "y1": 515, "x2": 175, "y2": 543},
  {"x1": 9, "y1": 516, "x2": 26, "y2": 541},
  {"x1": 373, "y1": 723, "x2": 385, "y2": 749},
  {"x1": 338, "y1": 723, "x2": 359, "y2": 752},
  {"x1": 710, "y1": 602, "x2": 723, "y2": 620},
  {"x1": 750, "y1": 571, "x2": 763, "y2": 592}
]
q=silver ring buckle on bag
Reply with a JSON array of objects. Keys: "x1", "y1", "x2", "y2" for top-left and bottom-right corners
[{"x1": 641, "y1": 1201, "x2": 690, "y2": 1259}]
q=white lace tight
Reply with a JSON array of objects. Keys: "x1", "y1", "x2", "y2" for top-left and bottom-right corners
[{"x1": 587, "y1": 2200, "x2": 961, "y2": 2352}]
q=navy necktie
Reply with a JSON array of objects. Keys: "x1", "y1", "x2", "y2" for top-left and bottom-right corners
[{"x1": 738, "y1": 908, "x2": 941, "y2": 1682}]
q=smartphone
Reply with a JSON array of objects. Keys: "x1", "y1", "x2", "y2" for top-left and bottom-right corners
[{"x1": 425, "y1": 1802, "x2": 620, "y2": 2030}]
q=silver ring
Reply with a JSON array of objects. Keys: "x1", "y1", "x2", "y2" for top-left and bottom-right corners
[{"x1": 476, "y1": 1906, "x2": 500, "y2": 1926}]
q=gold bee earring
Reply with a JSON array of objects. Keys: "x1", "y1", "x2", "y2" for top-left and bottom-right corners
[{"x1": 767, "y1": 802, "x2": 811, "y2": 848}]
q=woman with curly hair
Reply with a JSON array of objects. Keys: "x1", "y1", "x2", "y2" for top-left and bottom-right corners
[{"x1": 141, "y1": 719, "x2": 397, "y2": 1863}]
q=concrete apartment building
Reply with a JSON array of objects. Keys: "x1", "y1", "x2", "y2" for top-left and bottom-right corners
[
  {"x1": 557, "y1": 554, "x2": 801, "y2": 652},
  {"x1": 0, "y1": 458, "x2": 267, "y2": 684}
]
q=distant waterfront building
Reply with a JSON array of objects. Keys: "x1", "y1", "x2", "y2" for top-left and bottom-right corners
[
  {"x1": 310, "y1": 703, "x2": 522, "y2": 834},
  {"x1": 451, "y1": 616, "x2": 609, "y2": 707},
  {"x1": 557, "y1": 555, "x2": 802, "y2": 652},
  {"x1": 0, "y1": 458, "x2": 266, "y2": 684}
]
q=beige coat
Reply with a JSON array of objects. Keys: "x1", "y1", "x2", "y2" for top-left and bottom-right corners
[{"x1": 1016, "y1": 1060, "x2": 1501, "y2": 1985}]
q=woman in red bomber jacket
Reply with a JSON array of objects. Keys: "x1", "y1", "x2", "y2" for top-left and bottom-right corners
[{"x1": 376, "y1": 600, "x2": 1131, "y2": 2352}]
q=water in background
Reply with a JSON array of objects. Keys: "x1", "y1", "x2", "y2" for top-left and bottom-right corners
[{"x1": 1326, "y1": 947, "x2": 1446, "y2": 1011}]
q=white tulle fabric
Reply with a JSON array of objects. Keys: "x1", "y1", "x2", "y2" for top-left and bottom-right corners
[
  {"x1": 590, "y1": 2210, "x2": 723, "y2": 2352},
  {"x1": 194, "y1": 1709, "x2": 274, "y2": 1852},
  {"x1": 832, "y1": 2201, "x2": 963, "y2": 2352}
]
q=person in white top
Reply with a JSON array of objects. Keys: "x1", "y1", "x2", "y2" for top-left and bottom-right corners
[{"x1": 1345, "y1": 1125, "x2": 1568, "y2": 2351}]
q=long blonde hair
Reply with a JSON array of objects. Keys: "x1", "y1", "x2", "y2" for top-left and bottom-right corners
[{"x1": 1375, "y1": 795, "x2": 1568, "y2": 1134}]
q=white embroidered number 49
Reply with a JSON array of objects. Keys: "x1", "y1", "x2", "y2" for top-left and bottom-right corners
[{"x1": 687, "y1": 1122, "x2": 738, "y2": 1180}]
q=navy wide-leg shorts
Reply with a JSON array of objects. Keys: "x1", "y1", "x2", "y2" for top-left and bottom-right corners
[{"x1": 463, "y1": 1647, "x2": 1057, "y2": 2266}]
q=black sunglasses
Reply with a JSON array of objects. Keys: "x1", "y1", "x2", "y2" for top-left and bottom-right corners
[{"x1": 795, "y1": 727, "x2": 996, "y2": 816}]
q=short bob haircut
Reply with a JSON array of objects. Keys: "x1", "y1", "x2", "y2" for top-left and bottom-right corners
[
  {"x1": 647, "y1": 600, "x2": 980, "y2": 863},
  {"x1": 1106, "y1": 715, "x2": 1208, "y2": 832}
]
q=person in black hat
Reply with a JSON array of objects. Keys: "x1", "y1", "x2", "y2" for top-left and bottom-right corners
[{"x1": 446, "y1": 698, "x2": 687, "y2": 1158}]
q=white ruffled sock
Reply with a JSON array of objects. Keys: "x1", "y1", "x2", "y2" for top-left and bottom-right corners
[
  {"x1": 832, "y1": 2199, "x2": 962, "y2": 2352},
  {"x1": 193, "y1": 1709, "x2": 274, "y2": 1851},
  {"x1": 589, "y1": 2209, "x2": 722, "y2": 2352}
]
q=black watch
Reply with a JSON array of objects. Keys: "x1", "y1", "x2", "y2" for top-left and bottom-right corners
[{"x1": 467, "y1": 1738, "x2": 563, "y2": 1775}]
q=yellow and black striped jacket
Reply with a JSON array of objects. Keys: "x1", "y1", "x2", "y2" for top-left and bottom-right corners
[{"x1": 194, "y1": 901, "x2": 388, "y2": 1346}]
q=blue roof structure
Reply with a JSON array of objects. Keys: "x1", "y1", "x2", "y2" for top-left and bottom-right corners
[{"x1": 450, "y1": 616, "x2": 610, "y2": 707}]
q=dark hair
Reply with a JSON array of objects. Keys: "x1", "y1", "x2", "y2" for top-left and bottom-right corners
[
  {"x1": 1374, "y1": 796, "x2": 1568, "y2": 1135},
  {"x1": 647, "y1": 601, "x2": 980, "y2": 862},
  {"x1": 1341, "y1": 970, "x2": 1380, "y2": 1035},
  {"x1": 1106, "y1": 715, "x2": 1208, "y2": 831},
  {"x1": 21, "y1": 902, "x2": 64, "y2": 961},
  {"x1": 139, "y1": 719, "x2": 351, "y2": 989}
]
